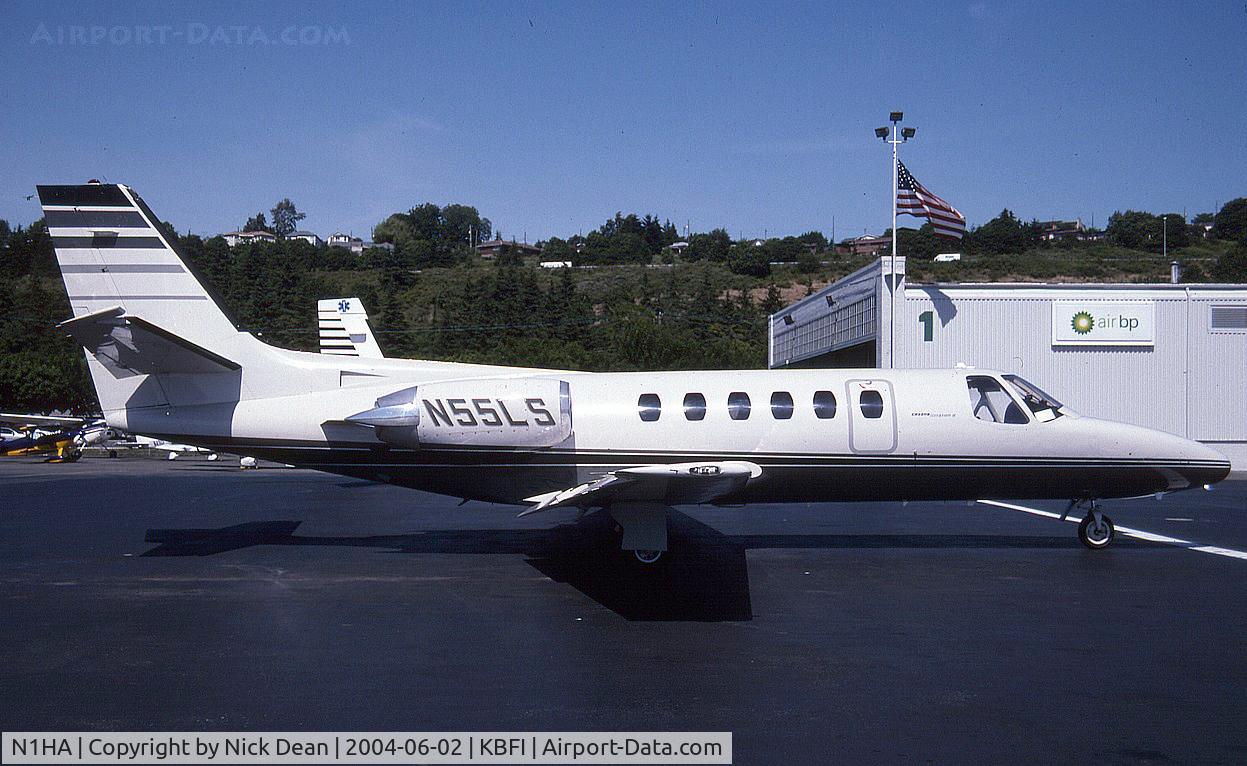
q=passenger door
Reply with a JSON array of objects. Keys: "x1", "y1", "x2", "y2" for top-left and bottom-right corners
[{"x1": 847, "y1": 379, "x2": 897, "y2": 453}]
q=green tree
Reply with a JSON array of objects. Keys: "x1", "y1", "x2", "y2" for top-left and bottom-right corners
[
  {"x1": 542, "y1": 237, "x2": 574, "y2": 262},
  {"x1": 727, "y1": 242, "x2": 771, "y2": 277},
  {"x1": 796, "y1": 231, "x2": 828, "y2": 251},
  {"x1": 608, "y1": 232, "x2": 650, "y2": 263},
  {"x1": 969, "y1": 209, "x2": 1027, "y2": 254},
  {"x1": 441, "y1": 203, "x2": 489, "y2": 247},
  {"x1": 641, "y1": 214, "x2": 665, "y2": 254},
  {"x1": 1159, "y1": 213, "x2": 1189, "y2": 250},
  {"x1": 372, "y1": 202, "x2": 490, "y2": 266},
  {"x1": 1211, "y1": 243, "x2": 1247, "y2": 282},
  {"x1": 1105, "y1": 210, "x2": 1187, "y2": 252},
  {"x1": 270, "y1": 199, "x2": 306, "y2": 238},
  {"x1": 1213, "y1": 198, "x2": 1247, "y2": 243},
  {"x1": 896, "y1": 224, "x2": 942, "y2": 260},
  {"x1": 760, "y1": 284, "x2": 784, "y2": 315},
  {"x1": 242, "y1": 212, "x2": 271, "y2": 233},
  {"x1": 685, "y1": 229, "x2": 732, "y2": 262},
  {"x1": 763, "y1": 237, "x2": 805, "y2": 263}
]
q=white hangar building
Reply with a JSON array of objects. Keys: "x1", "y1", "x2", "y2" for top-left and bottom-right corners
[{"x1": 769, "y1": 257, "x2": 1247, "y2": 467}]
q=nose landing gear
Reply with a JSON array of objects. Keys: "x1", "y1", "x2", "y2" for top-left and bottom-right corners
[{"x1": 1069, "y1": 500, "x2": 1115, "y2": 549}]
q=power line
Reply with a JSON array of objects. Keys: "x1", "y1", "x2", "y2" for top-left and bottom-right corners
[{"x1": 254, "y1": 311, "x2": 767, "y2": 337}]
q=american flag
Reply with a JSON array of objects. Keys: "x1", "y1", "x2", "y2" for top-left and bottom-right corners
[{"x1": 897, "y1": 160, "x2": 966, "y2": 240}]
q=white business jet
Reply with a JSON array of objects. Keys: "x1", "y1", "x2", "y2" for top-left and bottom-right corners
[{"x1": 38, "y1": 183, "x2": 1230, "y2": 564}]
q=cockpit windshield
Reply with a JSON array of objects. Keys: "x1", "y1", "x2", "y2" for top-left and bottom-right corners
[{"x1": 1002, "y1": 374, "x2": 1066, "y2": 421}]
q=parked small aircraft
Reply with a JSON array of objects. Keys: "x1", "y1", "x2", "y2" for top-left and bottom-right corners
[
  {"x1": 0, "y1": 413, "x2": 108, "y2": 461},
  {"x1": 37, "y1": 183, "x2": 1232, "y2": 563},
  {"x1": 101, "y1": 430, "x2": 219, "y2": 460}
]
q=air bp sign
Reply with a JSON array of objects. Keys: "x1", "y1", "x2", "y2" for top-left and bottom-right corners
[{"x1": 1052, "y1": 301, "x2": 1155, "y2": 346}]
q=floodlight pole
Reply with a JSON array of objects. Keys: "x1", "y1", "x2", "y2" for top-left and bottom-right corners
[
  {"x1": 890, "y1": 122, "x2": 899, "y2": 369},
  {"x1": 876, "y1": 112, "x2": 911, "y2": 369}
]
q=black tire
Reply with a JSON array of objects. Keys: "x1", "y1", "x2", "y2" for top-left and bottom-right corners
[
  {"x1": 620, "y1": 547, "x2": 668, "y2": 569},
  {"x1": 1078, "y1": 513, "x2": 1115, "y2": 549}
]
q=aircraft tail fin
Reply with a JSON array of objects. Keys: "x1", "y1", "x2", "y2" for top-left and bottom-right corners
[
  {"x1": 38, "y1": 183, "x2": 261, "y2": 419},
  {"x1": 317, "y1": 297, "x2": 384, "y2": 358},
  {"x1": 38, "y1": 183, "x2": 243, "y2": 345}
]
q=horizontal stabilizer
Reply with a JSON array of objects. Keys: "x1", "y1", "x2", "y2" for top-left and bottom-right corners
[{"x1": 59, "y1": 306, "x2": 240, "y2": 378}]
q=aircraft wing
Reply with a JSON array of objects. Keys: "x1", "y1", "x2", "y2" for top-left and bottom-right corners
[
  {"x1": 0, "y1": 413, "x2": 87, "y2": 428},
  {"x1": 519, "y1": 460, "x2": 762, "y2": 516}
]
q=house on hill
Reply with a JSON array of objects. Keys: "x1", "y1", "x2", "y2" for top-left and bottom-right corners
[
  {"x1": 837, "y1": 234, "x2": 890, "y2": 257},
  {"x1": 476, "y1": 238, "x2": 542, "y2": 259},
  {"x1": 327, "y1": 232, "x2": 394, "y2": 255},
  {"x1": 288, "y1": 230, "x2": 324, "y2": 247},
  {"x1": 1035, "y1": 218, "x2": 1086, "y2": 241},
  {"x1": 222, "y1": 230, "x2": 277, "y2": 247}
]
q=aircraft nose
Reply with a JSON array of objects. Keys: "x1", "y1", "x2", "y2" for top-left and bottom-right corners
[
  {"x1": 1157, "y1": 430, "x2": 1232, "y2": 489},
  {"x1": 1095, "y1": 419, "x2": 1233, "y2": 492}
]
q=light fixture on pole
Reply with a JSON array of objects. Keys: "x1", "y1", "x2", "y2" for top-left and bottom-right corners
[{"x1": 876, "y1": 111, "x2": 915, "y2": 369}]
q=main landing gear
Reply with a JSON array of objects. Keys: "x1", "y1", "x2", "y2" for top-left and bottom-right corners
[
  {"x1": 610, "y1": 502, "x2": 670, "y2": 568},
  {"x1": 1067, "y1": 499, "x2": 1115, "y2": 549}
]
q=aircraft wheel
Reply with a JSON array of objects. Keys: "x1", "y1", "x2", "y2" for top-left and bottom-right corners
[
  {"x1": 633, "y1": 549, "x2": 663, "y2": 564},
  {"x1": 1078, "y1": 512, "x2": 1115, "y2": 550},
  {"x1": 621, "y1": 546, "x2": 668, "y2": 571}
]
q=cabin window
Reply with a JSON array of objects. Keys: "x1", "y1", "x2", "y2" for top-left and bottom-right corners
[
  {"x1": 638, "y1": 393, "x2": 661, "y2": 422},
  {"x1": 967, "y1": 376, "x2": 1028, "y2": 424},
  {"x1": 683, "y1": 392, "x2": 707, "y2": 421},
  {"x1": 770, "y1": 391, "x2": 794, "y2": 419},
  {"x1": 728, "y1": 391, "x2": 751, "y2": 420},
  {"x1": 859, "y1": 390, "x2": 884, "y2": 419},
  {"x1": 813, "y1": 390, "x2": 837, "y2": 419}
]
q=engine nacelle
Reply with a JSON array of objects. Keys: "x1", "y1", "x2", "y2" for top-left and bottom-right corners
[{"x1": 348, "y1": 378, "x2": 572, "y2": 449}]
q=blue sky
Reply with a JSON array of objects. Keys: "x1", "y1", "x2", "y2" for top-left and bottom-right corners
[{"x1": 1, "y1": 1, "x2": 1244, "y2": 241}]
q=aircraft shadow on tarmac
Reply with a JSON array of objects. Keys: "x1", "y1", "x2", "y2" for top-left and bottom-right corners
[{"x1": 139, "y1": 510, "x2": 1145, "y2": 622}]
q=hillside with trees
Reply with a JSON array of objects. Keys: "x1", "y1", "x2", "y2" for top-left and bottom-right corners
[{"x1": 1, "y1": 197, "x2": 1244, "y2": 414}]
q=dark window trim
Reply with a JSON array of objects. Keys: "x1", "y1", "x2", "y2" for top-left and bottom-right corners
[
  {"x1": 859, "y1": 389, "x2": 885, "y2": 419},
  {"x1": 683, "y1": 392, "x2": 707, "y2": 421},
  {"x1": 770, "y1": 391, "x2": 794, "y2": 420},
  {"x1": 638, "y1": 393, "x2": 661, "y2": 422},
  {"x1": 813, "y1": 390, "x2": 837, "y2": 419}
]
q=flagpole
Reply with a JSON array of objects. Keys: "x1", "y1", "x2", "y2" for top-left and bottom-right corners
[
  {"x1": 890, "y1": 122, "x2": 898, "y2": 370},
  {"x1": 877, "y1": 111, "x2": 912, "y2": 370}
]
